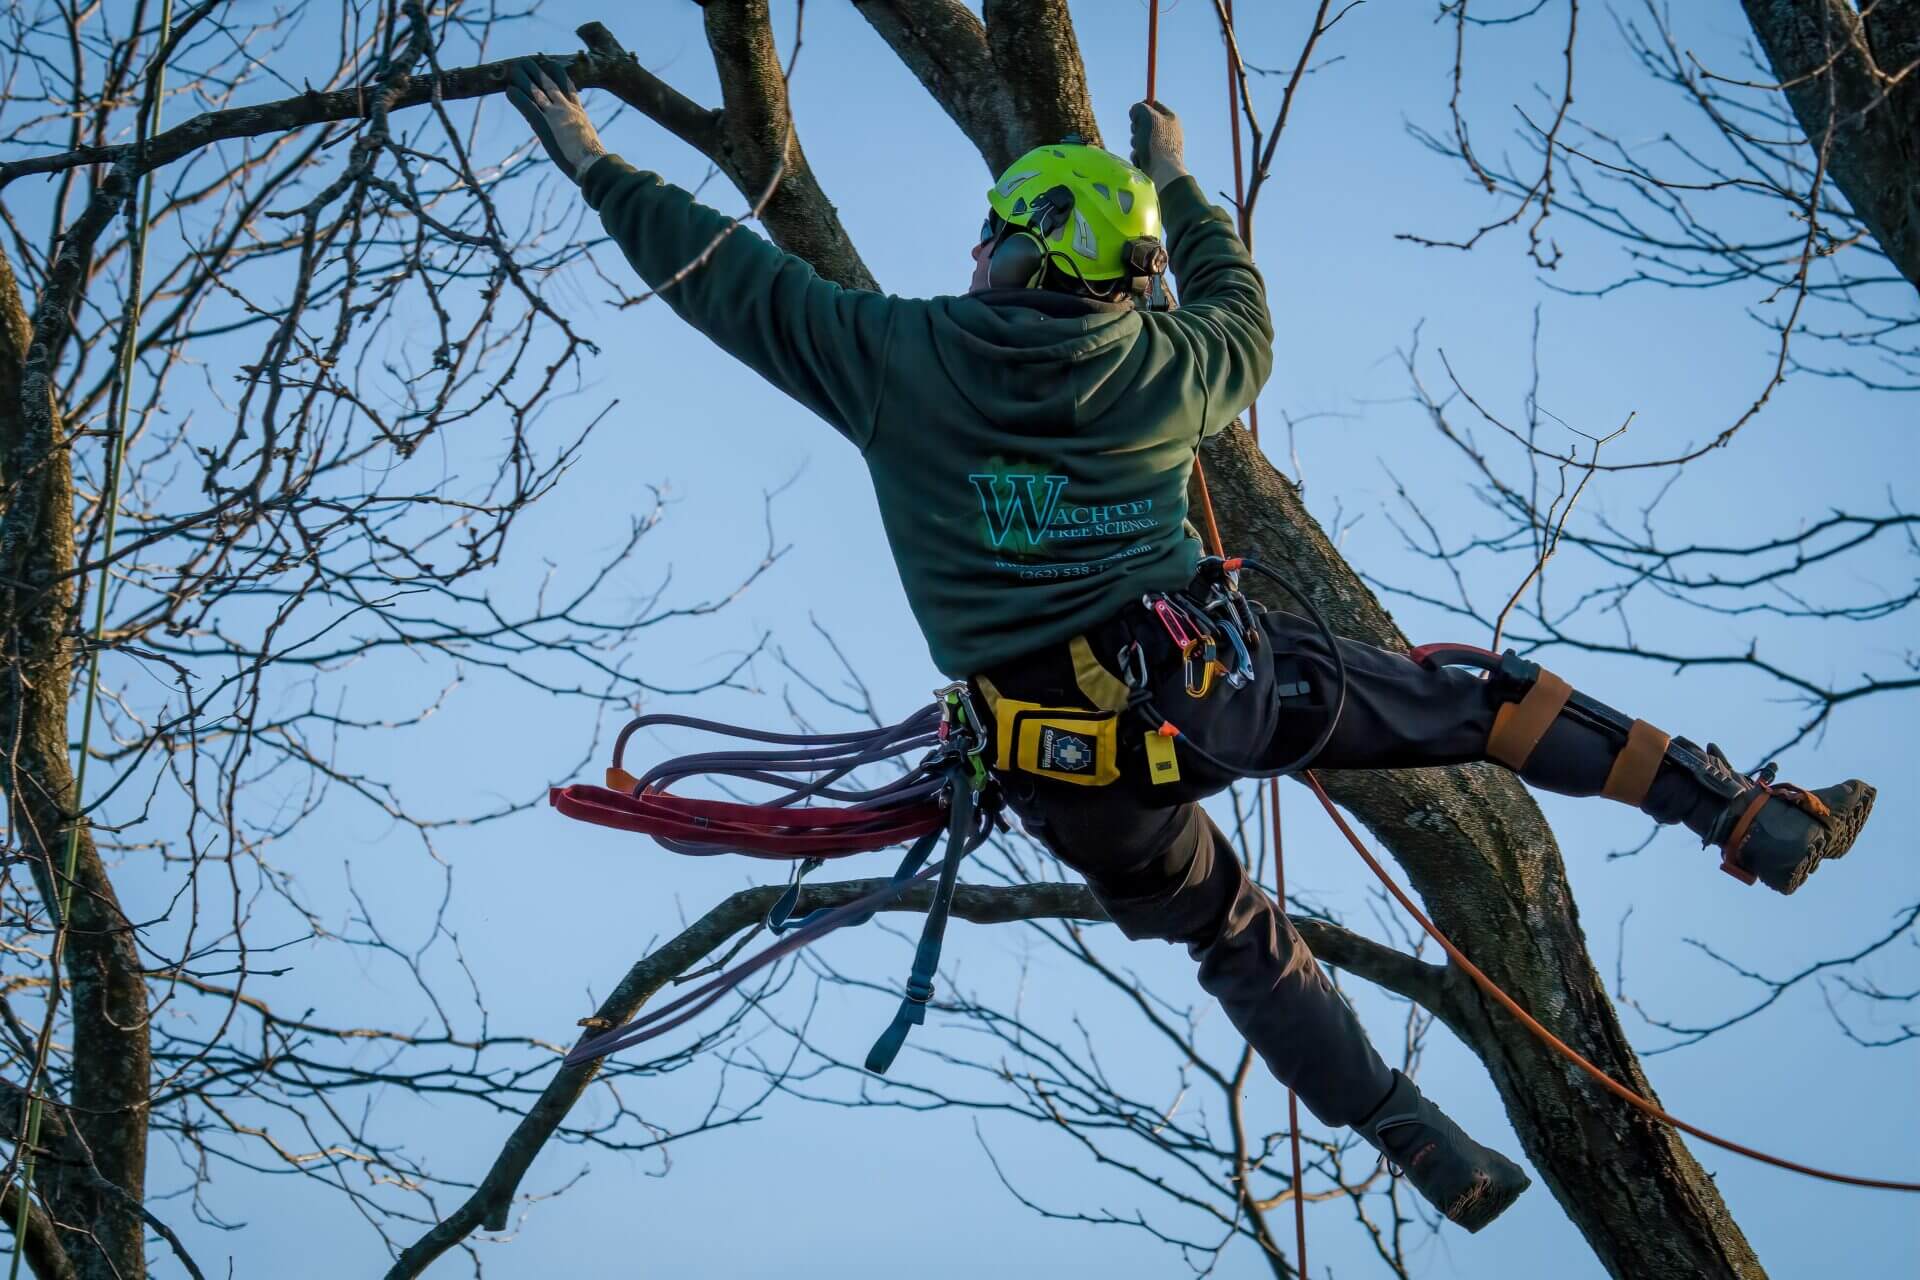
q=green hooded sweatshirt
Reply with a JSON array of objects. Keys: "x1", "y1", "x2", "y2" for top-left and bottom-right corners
[{"x1": 581, "y1": 156, "x2": 1273, "y2": 677}]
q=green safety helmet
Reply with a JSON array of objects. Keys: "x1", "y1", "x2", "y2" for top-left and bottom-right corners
[{"x1": 983, "y1": 139, "x2": 1167, "y2": 290}]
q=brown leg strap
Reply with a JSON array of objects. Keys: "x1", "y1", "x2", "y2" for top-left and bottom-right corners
[
  {"x1": 1486, "y1": 669, "x2": 1571, "y2": 770},
  {"x1": 1718, "y1": 787, "x2": 1771, "y2": 885},
  {"x1": 1601, "y1": 719, "x2": 1671, "y2": 807}
]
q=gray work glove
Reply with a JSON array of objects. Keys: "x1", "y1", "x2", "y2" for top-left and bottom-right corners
[
  {"x1": 1129, "y1": 100, "x2": 1187, "y2": 188},
  {"x1": 505, "y1": 57, "x2": 608, "y2": 182}
]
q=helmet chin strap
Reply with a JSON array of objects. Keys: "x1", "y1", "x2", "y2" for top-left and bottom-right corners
[{"x1": 985, "y1": 224, "x2": 1157, "y2": 303}]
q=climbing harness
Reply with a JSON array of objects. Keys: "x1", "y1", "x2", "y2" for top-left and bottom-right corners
[
  {"x1": 1122, "y1": 555, "x2": 1350, "y2": 780},
  {"x1": 552, "y1": 685, "x2": 1002, "y2": 1073}
]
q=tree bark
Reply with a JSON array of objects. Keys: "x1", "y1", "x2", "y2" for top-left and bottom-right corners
[
  {"x1": 1742, "y1": 0, "x2": 1920, "y2": 291},
  {"x1": 1, "y1": 203, "x2": 151, "y2": 1280}
]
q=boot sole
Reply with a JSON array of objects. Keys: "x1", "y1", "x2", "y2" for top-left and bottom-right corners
[
  {"x1": 1773, "y1": 782, "x2": 1875, "y2": 895},
  {"x1": 1445, "y1": 1162, "x2": 1532, "y2": 1233}
]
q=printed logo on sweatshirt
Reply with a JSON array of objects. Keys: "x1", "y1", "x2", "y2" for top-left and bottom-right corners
[{"x1": 967, "y1": 472, "x2": 1161, "y2": 552}]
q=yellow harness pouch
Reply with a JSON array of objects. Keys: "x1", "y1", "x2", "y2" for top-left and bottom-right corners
[
  {"x1": 1007, "y1": 708, "x2": 1120, "y2": 787},
  {"x1": 975, "y1": 675, "x2": 1122, "y2": 788}
]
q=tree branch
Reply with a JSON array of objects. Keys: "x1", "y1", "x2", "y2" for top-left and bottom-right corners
[
  {"x1": 687, "y1": 3, "x2": 877, "y2": 289},
  {"x1": 982, "y1": 1, "x2": 1102, "y2": 151},
  {"x1": 386, "y1": 875, "x2": 1429, "y2": 1275},
  {"x1": 0, "y1": 1181, "x2": 76, "y2": 1280}
]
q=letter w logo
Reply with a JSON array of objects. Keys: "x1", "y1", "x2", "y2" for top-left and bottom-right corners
[{"x1": 969, "y1": 473, "x2": 1068, "y2": 548}]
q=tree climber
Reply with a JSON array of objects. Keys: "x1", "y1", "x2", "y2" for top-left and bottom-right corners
[{"x1": 506, "y1": 59, "x2": 1876, "y2": 1233}]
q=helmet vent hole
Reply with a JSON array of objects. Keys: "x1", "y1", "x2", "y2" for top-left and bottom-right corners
[{"x1": 1117, "y1": 190, "x2": 1135, "y2": 214}]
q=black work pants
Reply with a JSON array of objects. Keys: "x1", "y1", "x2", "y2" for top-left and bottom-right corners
[{"x1": 976, "y1": 597, "x2": 1707, "y2": 1129}]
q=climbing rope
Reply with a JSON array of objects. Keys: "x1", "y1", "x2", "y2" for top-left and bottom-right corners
[
  {"x1": 1217, "y1": 1, "x2": 1305, "y2": 1262},
  {"x1": 1149, "y1": 2, "x2": 1309, "y2": 1263},
  {"x1": 6, "y1": 4, "x2": 175, "y2": 1268},
  {"x1": 553, "y1": 687, "x2": 1000, "y2": 1073},
  {"x1": 1302, "y1": 772, "x2": 1920, "y2": 1193}
]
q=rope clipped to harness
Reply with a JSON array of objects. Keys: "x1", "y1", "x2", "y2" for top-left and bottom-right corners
[
  {"x1": 1121, "y1": 555, "x2": 1351, "y2": 779},
  {"x1": 554, "y1": 687, "x2": 1000, "y2": 1073},
  {"x1": 552, "y1": 703, "x2": 951, "y2": 860}
]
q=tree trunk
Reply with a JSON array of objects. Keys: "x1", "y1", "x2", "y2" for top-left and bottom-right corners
[
  {"x1": 1742, "y1": 0, "x2": 1920, "y2": 291},
  {"x1": 1194, "y1": 431, "x2": 1764, "y2": 1278},
  {"x1": 1, "y1": 207, "x2": 151, "y2": 1280},
  {"x1": 851, "y1": 8, "x2": 1771, "y2": 1275}
]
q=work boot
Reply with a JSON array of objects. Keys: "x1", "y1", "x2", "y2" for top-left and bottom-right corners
[
  {"x1": 1354, "y1": 1071, "x2": 1531, "y2": 1232},
  {"x1": 1708, "y1": 770, "x2": 1876, "y2": 895}
]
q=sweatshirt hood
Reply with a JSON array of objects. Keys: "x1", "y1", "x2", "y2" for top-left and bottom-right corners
[{"x1": 923, "y1": 289, "x2": 1148, "y2": 431}]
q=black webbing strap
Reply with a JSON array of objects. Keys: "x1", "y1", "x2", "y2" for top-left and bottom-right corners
[{"x1": 865, "y1": 771, "x2": 979, "y2": 1074}]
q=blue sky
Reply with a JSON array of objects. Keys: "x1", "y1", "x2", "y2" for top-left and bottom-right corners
[{"x1": 66, "y1": 2, "x2": 1917, "y2": 1276}]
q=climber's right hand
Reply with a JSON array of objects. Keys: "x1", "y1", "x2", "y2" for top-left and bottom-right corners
[{"x1": 1129, "y1": 100, "x2": 1187, "y2": 188}]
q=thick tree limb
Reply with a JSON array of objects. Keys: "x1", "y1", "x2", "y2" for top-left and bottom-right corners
[
  {"x1": 1, "y1": 156, "x2": 151, "y2": 1280},
  {"x1": 982, "y1": 0, "x2": 1103, "y2": 152},
  {"x1": 689, "y1": 5, "x2": 877, "y2": 290},
  {"x1": 0, "y1": 1181, "x2": 76, "y2": 1280},
  {"x1": 1742, "y1": 0, "x2": 1920, "y2": 290},
  {"x1": 859, "y1": 0, "x2": 1103, "y2": 174},
  {"x1": 855, "y1": 0, "x2": 1025, "y2": 173}
]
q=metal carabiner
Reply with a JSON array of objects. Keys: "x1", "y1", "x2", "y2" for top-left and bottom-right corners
[
  {"x1": 1182, "y1": 638, "x2": 1217, "y2": 698},
  {"x1": 933, "y1": 681, "x2": 989, "y2": 787},
  {"x1": 1118, "y1": 640, "x2": 1151, "y2": 692},
  {"x1": 1149, "y1": 596, "x2": 1195, "y2": 651},
  {"x1": 1215, "y1": 614, "x2": 1254, "y2": 689}
]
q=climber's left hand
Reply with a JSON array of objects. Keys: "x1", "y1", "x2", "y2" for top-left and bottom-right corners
[{"x1": 506, "y1": 57, "x2": 607, "y2": 182}]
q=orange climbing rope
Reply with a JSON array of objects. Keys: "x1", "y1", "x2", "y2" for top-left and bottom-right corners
[
  {"x1": 1151, "y1": 0, "x2": 1920, "y2": 1219},
  {"x1": 1217, "y1": 1, "x2": 1307, "y2": 1264},
  {"x1": 1145, "y1": 0, "x2": 1159, "y2": 103},
  {"x1": 1301, "y1": 774, "x2": 1920, "y2": 1193},
  {"x1": 1188, "y1": 2, "x2": 1309, "y2": 1267}
]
